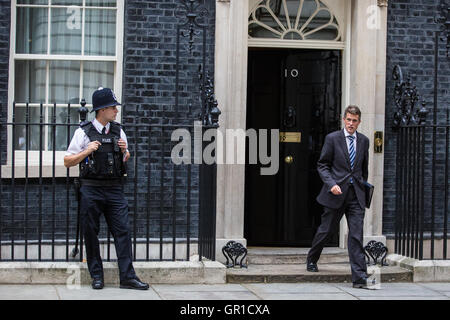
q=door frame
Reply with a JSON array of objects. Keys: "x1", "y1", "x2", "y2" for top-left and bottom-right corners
[
  {"x1": 213, "y1": 0, "x2": 365, "y2": 260},
  {"x1": 214, "y1": 0, "x2": 389, "y2": 263},
  {"x1": 245, "y1": 2, "x2": 352, "y2": 248},
  {"x1": 244, "y1": 47, "x2": 343, "y2": 248}
]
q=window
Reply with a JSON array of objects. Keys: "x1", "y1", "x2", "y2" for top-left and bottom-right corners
[
  {"x1": 8, "y1": 0, "x2": 123, "y2": 171},
  {"x1": 249, "y1": 0, "x2": 342, "y2": 41}
]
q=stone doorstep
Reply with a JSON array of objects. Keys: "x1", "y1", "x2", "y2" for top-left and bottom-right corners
[
  {"x1": 247, "y1": 255, "x2": 349, "y2": 265},
  {"x1": 387, "y1": 254, "x2": 450, "y2": 282},
  {"x1": 246, "y1": 247, "x2": 350, "y2": 265},
  {"x1": 0, "y1": 261, "x2": 227, "y2": 285},
  {"x1": 226, "y1": 264, "x2": 413, "y2": 284}
]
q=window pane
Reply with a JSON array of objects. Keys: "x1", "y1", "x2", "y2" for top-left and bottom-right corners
[
  {"x1": 16, "y1": 8, "x2": 48, "y2": 54},
  {"x1": 15, "y1": 60, "x2": 47, "y2": 103},
  {"x1": 50, "y1": 8, "x2": 82, "y2": 55},
  {"x1": 47, "y1": 106, "x2": 79, "y2": 151},
  {"x1": 86, "y1": 0, "x2": 116, "y2": 7},
  {"x1": 248, "y1": 0, "x2": 341, "y2": 41},
  {"x1": 49, "y1": 60, "x2": 80, "y2": 104},
  {"x1": 85, "y1": 9, "x2": 116, "y2": 56},
  {"x1": 83, "y1": 61, "x2": 114, "y2": 103},
  {"x1": 14, "y1": 106, "x2": 41, "y2": 151},
  {"x1": 51, "y1": 0, "x2": 83, "y2": 5}
]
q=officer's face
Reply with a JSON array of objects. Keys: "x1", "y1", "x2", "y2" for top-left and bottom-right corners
[{"x1": 101, "y1": 106, "x2": 118, "y2": 122}]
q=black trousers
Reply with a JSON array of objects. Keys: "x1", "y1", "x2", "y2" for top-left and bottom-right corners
[
  {"x1": 80, "y1": 185, "x2": 136, "y2": 281},
  {"x1": 307, "y1": 185, "x2": 367, "y2": 283}
]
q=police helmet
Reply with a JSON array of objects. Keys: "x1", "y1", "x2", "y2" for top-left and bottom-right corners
[{"x1": 91, "y1": 87, "x2": 121, "y2": 112}]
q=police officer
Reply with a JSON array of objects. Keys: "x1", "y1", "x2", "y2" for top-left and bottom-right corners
[{"x1": 64, "y1": 87, "x2": 149, "y2": 290}]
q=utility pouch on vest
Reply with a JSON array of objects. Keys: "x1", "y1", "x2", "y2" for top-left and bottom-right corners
[
  {"x1": 79, "y1": 158, "x2": 88, "y2": 178},
  {"x1": 112, "y1": 136, "x2": 127, "y2": 176},
  {"x1": 107, "y1": 153, "x2": 114, "y2": 175},
  {"x1": 79, "y1": 156, "x2": 98, "y2": 178},
  {"x1": 113, "y1": 137, "x2": 120, "y2": 153}
]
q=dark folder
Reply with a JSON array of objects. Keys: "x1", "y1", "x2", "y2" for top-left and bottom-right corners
[{"x1": 364, "y1": 181, "x2": 374, "y2": 209}]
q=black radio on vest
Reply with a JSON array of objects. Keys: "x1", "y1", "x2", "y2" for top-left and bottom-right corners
[{"x1": 79, "y1": 121, "x2": 126, "y2": 180}]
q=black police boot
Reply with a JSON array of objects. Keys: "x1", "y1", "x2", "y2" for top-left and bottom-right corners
[
  {"x1": 92, "y1": 278, "x2": 104, "y2": 290},
  {"x1": 120, "y1": 277, "x2": 149, "y2": 290}
]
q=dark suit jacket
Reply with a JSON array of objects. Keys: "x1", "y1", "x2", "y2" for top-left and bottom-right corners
[{"x1": 316, "y1": 129, "x2": 369, "y2": 210}]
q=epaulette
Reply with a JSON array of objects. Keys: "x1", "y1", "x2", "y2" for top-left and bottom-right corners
[
  {"x1": 80, "y1": 120, "x2": 91, "y2": 128},
  {"x1": 110, "y1": 121, "x2": 122, "y2": 128}
]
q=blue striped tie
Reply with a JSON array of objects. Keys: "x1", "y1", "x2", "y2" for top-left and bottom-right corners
[{"x1": 348, "y1": 135, "x2": 355, "y2": 183}]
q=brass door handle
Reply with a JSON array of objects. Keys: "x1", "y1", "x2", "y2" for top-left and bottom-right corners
[{"x1": 285, "y1": 155, "x2": 293, "y2": 164}]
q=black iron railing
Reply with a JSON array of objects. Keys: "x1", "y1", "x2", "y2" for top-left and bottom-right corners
[
  {"x1": 394, "y1": 122, "x2": 449, "y2": 260},
  {"x1": 393, "y1": 3, "x2": 449, "y2": 260},
  {"x1": 0, "y1": 0, "x2": 218, "y2": 263},
  {"x1": 392, "y1": 65, "x2": 449, "y2": 260},
  {"x1": 0, "y1": 98, "x2": 217, "y2": 261},
  {"x1": 0, "y1": 96, "x2": 219, "y2": 262}
]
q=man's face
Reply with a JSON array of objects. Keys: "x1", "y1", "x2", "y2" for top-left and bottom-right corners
[
  {"x1": 101, "y1": 105, "x2": 118, "y2": 122},
  {"x1": 343, "y1": 112, "x2": 361, "y2": 135}
]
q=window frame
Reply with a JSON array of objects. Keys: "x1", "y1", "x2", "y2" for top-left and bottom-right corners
[
  {"x1": 6, "y1": 0, "x2": 124, "y2": 177},
  {"x1": 248, "y1": 0, "x2": 347, "y2": 49}
]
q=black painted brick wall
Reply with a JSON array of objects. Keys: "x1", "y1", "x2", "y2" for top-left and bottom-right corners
[
  {"x1": 383, "y1": 0, "x2": 450, "y2": 237},
  {"x1": 0, "y1": 0, "x2": 216, "y2": 247},
  {"x1": 121, "y1": 0, "x2": 216, "y2": 241}
]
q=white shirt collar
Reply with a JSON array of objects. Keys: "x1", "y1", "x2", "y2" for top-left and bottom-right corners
[{"x1": 92, "y1": 118, "x2": 110, "y2": 134}]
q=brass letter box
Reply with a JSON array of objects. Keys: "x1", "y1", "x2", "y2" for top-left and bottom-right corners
[{"x1": 280, "y1": 132, "x2": 301, "y2": 143}]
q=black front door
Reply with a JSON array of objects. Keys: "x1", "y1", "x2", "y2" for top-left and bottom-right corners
[{"x1": 245, "y1": 48, "x2": 341, "y2": 247}]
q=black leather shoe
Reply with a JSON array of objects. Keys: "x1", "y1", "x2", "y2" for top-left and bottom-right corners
[
  {"x1": 120, "y1": 277, "x2": 149, "y2": 290},
  {"x1": 306, "y1": 261, "x2": 319, "y2": 272},
  {"x1": 353, "y1": 277, "x2": 377, "y2": 290},
  {"x1": 91, "y1": 278, "x2": 104, "y2": 290}
]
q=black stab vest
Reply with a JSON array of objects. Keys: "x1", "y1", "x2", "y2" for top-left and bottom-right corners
[{"x1": 79, "y1": 121, "x2": 126, "y2": 181}]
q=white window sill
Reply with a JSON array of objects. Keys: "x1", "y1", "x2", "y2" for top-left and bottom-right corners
[{"x1": 1, "y1": 164, "x2": 79, "y2": 179}]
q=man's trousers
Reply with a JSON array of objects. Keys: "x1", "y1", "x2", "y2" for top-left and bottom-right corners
[
  {"x1": 80, "y1": 185, "x2": 136, "y2": 281},
  {"x1": 307, "y1": 185, "x2": 367, "y2": 283}
]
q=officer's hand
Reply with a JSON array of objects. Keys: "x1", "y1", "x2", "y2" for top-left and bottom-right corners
[
  {"x1": 123, "y1": 151, "x2": 130, "y2": 162},
  {"x1": 87, "y1": 141, "x2": 101, "y2": 154},
  {"x1": 331, "y1": 185, "x2": 342, "y2": 195},
  {"x1": 118, "y1": 138, "x2": 128, "y2": 153}
]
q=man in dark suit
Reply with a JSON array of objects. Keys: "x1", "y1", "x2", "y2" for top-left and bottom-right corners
[{"x1": 306, "y1": 105, "x2": 375, "y2": 289}]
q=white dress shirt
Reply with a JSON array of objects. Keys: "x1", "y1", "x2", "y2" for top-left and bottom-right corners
[
  {"x1": 343, "y1": 128, "x2": 357, "y2": 154},
  {"x1": 65, "y1": 118, "x2": 128, "y2": 156}
]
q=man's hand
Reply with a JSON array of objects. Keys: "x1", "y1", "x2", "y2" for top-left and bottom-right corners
[
  {"x1": 330, "y1": 185, "x2": 342, "y2": 195},
  {"x1": 87, "y1": 141, "x2": 101, "y2": 154}
]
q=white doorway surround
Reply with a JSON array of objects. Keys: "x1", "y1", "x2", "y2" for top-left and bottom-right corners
[{"x1": 214, "y1": 0, "x2": 388, "y2": 261}]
